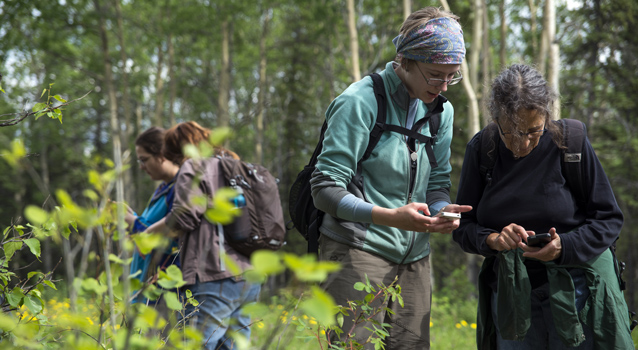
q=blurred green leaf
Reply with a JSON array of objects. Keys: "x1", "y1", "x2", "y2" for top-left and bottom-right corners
[
  {"x1": 32, "y1": 102, "x2": 46, "y2": 112},
  {"x1": 132, "y1": 233, "x2": 168, "y2": 255},
  {"x1": 251, "y1": 250, "x2": 284, "y2": 276},
  {"x1": 164, "y1": 291, "x2": 183, "y2": 311},
  {"x1": 282, "y1": 253, "x2": 341, "y2": 282},
  {"x1": 208, "y1": 127, "x2": 232, "y2": 146},
  {"x1": 300, "y1": 286, "x2": 337, "y2": 327},
  {"x1": 24, "y1": 206, "x2": 49, "y2": 225}
]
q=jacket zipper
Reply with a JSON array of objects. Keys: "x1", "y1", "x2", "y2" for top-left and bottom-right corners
[{"x1": 401, "y1": 104, "x2": 422, "y2": 264}]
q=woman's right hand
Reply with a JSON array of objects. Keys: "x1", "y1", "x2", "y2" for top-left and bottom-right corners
[{"x1": 486, "y1": 223, "x2": 533, "y2": 251}]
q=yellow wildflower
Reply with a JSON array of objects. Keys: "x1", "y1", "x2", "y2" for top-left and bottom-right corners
[{"x1": 455, "y1": 323, "x2": 462, "y2": 329}]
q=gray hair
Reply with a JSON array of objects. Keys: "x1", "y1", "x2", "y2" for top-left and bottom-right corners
[{"x1": 488, "y1": 64, "x2": 562, "y2": 148}]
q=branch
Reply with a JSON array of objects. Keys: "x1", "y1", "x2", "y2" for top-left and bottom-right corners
[{"x1": 0, "y1": 90, "x2": 92, "y2": 127}]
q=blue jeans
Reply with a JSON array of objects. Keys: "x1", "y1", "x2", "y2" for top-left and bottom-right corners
[
  {"x1": 492, "y1": 270, "x2": 594, "y2": 349},
  {"x1": 180, "y1": 278, "x2": 261, "y2": 350}
]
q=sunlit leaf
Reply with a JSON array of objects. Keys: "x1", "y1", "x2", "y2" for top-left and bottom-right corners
[
  {"x1": 42, "y1": 280, "x2": 57, "y2": 290},
  {"x1": 132, "y1": 233, "x2": 168, "y2": 255},
  {"x1": 32, "y1": 102, "x2": 46, "y2": 112},
  {"x1": 24, "y1": 206, "x2": 48, "y2": 225}
]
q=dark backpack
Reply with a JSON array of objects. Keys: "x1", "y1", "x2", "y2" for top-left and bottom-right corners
[
  {"x1": 478, "y1": 119, "x2": 635, "y2": 327},
  {"x1": 288, "y1": 72, "x2": 441, "y2": 253},
  {"x1": 218, "y1": 157, "x2": 286, "y2": 257}
]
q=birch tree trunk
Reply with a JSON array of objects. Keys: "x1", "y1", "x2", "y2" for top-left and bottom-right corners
[
  {"x1": 94, "y1": 0, "x2": 130, "y2": 330},
  {"x1": 470, "y1": 0, "x2": 483, "y2": 92},
  {"x1": 545, "y1": 0, "x2": 560, "y2": 118},
  {"x1": 113, "y1": 0, "x2": 134, "y2": 204},
  {"x1": 218, "y1": 19, "x2": 231, "y2": 129},
  {"x1": 154, "y1": 42, "x2": 166, "y2": 127},
  {"x1": 168, "y1": 34, "x2": 177, "y2": 126},
  {"x1": 537, "y1": 0, "x2": 551, "y2": 75},
  {"x1": 346, "y1": 0, "x2": 361, "y2": 82},
  {"x1": 528, "y1": 0, "x2": 539, "y2": 54},
  {"x1": 440, "y1": 0, "x2": 482, "y2": 290},
  {"x1": 403, "y1": 0, "x2": 411, "y2": 19},
  {"x1": 255, "y1": 10, "x2": 271, "y2": 164},
  {"x1": 481, "y1": 4, "x2": 492, "y2": 126},
  {"x1": 500, "y1": 0, "x2": 507, "y2": 67}
]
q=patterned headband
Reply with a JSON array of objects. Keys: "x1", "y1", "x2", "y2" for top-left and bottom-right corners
[{"x1": 392, "y1": 17, "x2": 466, "y2": 64}]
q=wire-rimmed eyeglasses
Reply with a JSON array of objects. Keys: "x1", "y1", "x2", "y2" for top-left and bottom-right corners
[
  {"x1": 496, "y1": 121, "x2": 547, "y2": 139},
  {"x1": 415, "y1": 64, "x2": 463, "y2": 87}
]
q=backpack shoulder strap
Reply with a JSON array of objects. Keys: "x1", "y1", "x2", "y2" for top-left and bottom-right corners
[
  {"x1": 361, "y1": 73, "x2": 387, "y2": 163},
  {"x1": 559, "y1": 119, "x2": 587, "y2": 205},
  {"x1": 478, "y1": 123, "x2": 500, "y2": 186}
]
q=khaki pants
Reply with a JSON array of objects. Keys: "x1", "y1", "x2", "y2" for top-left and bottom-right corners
[{"x1": 319, "y1": 235, "x2": 432, "y2": 350}]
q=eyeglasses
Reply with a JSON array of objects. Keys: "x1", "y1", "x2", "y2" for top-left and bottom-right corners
[
  {"x1": 415, "y1": 64, "x2": 463, "y2": 87},
  {"x1": 137, "y1": 156, "x2": 150, "y2": 165},
  {"x1": 496, "y1": 121, "x2": 547, "y2": 139}
]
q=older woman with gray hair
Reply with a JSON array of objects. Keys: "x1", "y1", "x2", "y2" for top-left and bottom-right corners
[{"x1": 453, "y1": 64, "x2": 633, "y2": 349}]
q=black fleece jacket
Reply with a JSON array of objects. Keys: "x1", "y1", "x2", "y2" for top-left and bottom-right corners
[{"x1": 453, "y1": 126, "x2": 623, "y2": 289}]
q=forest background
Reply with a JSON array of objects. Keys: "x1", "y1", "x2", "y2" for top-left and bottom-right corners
[{"x1": 0, "y1": 0, "x2": 637, "y2": 340}]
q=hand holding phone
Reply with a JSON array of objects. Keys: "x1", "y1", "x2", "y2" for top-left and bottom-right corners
[
  {"x1": 435, "y1": 211, "x2": 461, "y2": 220},
  {"x1": 526, "y1": 233, "x2": 551, "y2": 248}
]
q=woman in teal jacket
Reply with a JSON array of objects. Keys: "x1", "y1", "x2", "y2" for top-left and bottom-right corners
[
  {"x1": 125, "y1": 127, "x2": 180, "y2": 304},
  {"x1": 310, "y1": 7, "x2": 471, "y2": 349}
]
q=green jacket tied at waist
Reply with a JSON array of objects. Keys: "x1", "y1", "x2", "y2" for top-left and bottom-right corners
[{"x1": 477, "y1": 248, "x2": 633, "y2": 349}]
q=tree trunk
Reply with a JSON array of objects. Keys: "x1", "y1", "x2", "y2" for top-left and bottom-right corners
[
  {"x1": 112, "y1": 0, "x2": 134, "y2": 204},
  {"x1": 537, "y1": 0, "x2": 551, "y2": 75},
  {"x1": 481, "y1": 3, "x2": 491, "y2": 126},
  {"x1": 500, "y1": 0, "x2": 507, "y2": 67},
  {"x1": 168, "y1": 34, "x2": 177, "y2": 127},
  {"x1": 154, "y1": 42, "x2": 166, "y2": 128},
  {"x1": 528, "y1": 0, "x2": 538, "y2": 54},
  {"x1": 94, "y1": 0, "x2": 130, "y2": 321},
  {"x1": 403, "y1": 0, "x2": 411, "y2": 19},
  {"x1": 469, "y1": 0, "x2": 482, "y2": 92},
  {"x1": 346, "y1": 0, "x2": 361, "y2": 82},
  {"x1": 255, "y1": 10, "x2": 271, "y2": 164},
  {"x1": 218, "y1": 19, "x2": 231, "y2": 129},
  {"x1": 545, "y1": 0, "x2": 560, "y2": 118}
]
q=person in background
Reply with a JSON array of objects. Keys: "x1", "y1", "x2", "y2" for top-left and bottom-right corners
[
  {"x1": 310, "y1": 7, "x2": 472, "y2": 349},
  {"x1": 125, "y1": 126, "x2": 180, "y2": 304},
  {"x1": 453, "y1": 64, "x2": 633, "y2": 349},
  {"x1": 145, "y1": 121, "x2": 259, "y2": 350}
]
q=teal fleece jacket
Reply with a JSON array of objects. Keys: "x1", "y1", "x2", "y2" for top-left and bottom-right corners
[{"x1": 310, "y1": 61, "x2": 455, "y2": 264}]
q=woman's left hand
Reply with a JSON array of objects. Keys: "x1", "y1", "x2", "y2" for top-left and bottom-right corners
[{"x1": 520, "y1": 227, "x2": 562, "y2": 261}]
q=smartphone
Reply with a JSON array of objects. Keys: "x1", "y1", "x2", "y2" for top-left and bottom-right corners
[
  {"x1": 436, "y1": 212, "x2": 461, "y2": 220},
  {"x1": 526, "y1": 233, "x2": 551, "y2": 248}
]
